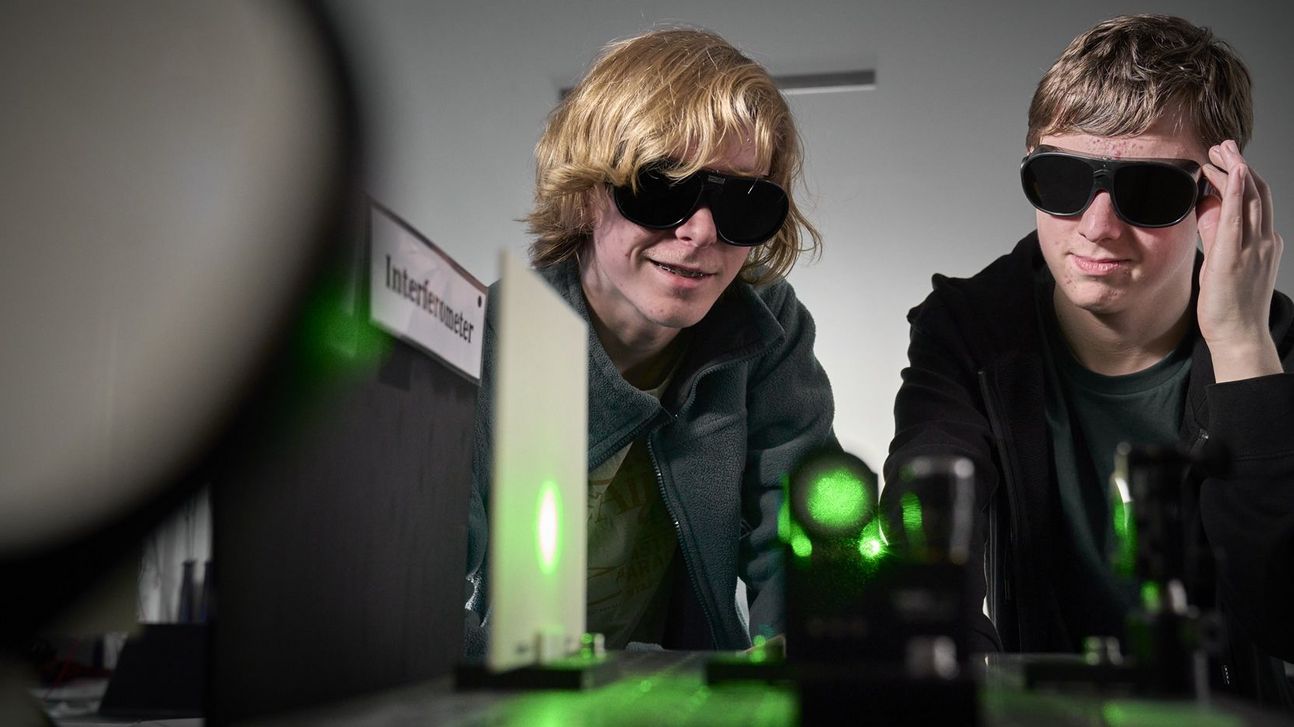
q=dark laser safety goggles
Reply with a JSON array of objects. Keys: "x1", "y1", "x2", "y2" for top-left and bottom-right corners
[
  {"x1": 612, "y1": 164, "x2": 790, "y2": 246},
  {"x1": 1020, "y1": 145, "x2": 1209, "y2": 228}
]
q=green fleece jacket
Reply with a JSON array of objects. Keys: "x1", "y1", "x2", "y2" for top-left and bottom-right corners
[{"x1": 464, "y1": 258, "x2": 837, "y2": 653}]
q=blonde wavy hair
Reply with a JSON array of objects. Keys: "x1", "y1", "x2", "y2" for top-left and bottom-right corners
[
  {"x1": 526, "y1": 27, "x2": 819, "y2": 285},
  {"x1": 1027, "y1": 14, "x2": 1252, "y2": 152}
]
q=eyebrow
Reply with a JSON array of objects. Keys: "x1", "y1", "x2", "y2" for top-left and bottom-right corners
[
  {"x1": 1032, "y1": 145, "x2": 1199, "y2": 166},
  {"x1": 703, "y1": 163, "x2": 769, "y2": 178}
]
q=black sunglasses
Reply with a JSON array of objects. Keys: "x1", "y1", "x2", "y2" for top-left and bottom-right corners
[
  {"x1": 1020, "y1": 145, "x2": 1209, "y2": 228},
  {"x1": 612, "y1": 164, "x2": 790, "y2": 246}
]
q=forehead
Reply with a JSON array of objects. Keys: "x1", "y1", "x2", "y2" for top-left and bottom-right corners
[
  {"x1": 682, "y1": 134, "x2": 768, "y2": 177},
  {"x1": 1039, "y1": 117, "x2": 1208, "y2": 164}
]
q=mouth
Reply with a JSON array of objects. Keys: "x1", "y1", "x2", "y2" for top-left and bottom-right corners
[
  {"x1": 649, "y1": 259, "x2": 711, "y2": 279},
  {"x1": 1071, "y1": 254, "x2": 1130, "y2": 275}
]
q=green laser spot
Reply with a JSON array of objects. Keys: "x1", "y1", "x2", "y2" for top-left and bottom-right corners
[
  {"x1": 537, "y1": 482, "x2": 561, "y2": 575},
  {"x1": 858, "y1": 519, "x2": 886, "y2": 561},
  {"x1": 805, "y1": 468, "x2": 869, "y2": 530},
  {"x1": 791, "y1": 533, "x2": 813, "y2": 559},
  {"x1": 1142, "y1": 581, "x2": 1162, "y2": 613}
]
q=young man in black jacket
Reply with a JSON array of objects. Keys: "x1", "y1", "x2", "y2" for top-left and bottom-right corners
[{"x1": 883, "y1": 14, "x2": 1292, "y2": 707}]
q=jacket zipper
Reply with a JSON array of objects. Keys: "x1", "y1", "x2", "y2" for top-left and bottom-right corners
[
  {"x1": 978, "y1": 371, "x2": 1021, "y2": 615},
  {"x1": 1186, "y1": 425, "x2": 1228, "y2": 685},
  {"x1": 647, "y1": 432, "x2": 722, "y2": 648},
  {"x1": 648, "y1": 348, "x2": 765, "y2": 649},
  {"x1": 1187, "y1": 427, "x2": 1210, "y2": 458}
]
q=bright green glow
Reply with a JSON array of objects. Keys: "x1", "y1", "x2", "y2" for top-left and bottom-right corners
[
  {"x1": 578, "y1": 632, "x2": 597, "y2": 660},
  {"x1": 1102, "y1": 699, "x2": 1242, "y2": 727},
  {"x1": 1111, "y1": 496, "x2": 1136, "y2": 576},
  {"x1": 777, "y1": 479, "x2": 792, "y2": 542},
  {"x1": 536, "y1": 482, "x2": 561, "y2": 575},
  {"x1": 790, "y1": 533, "x2": 813, "y2": 559},
  {"x1": 319, "y1": 306, "x2": 387, "y2": 361},
  {"x1": 1141, "y1": 581, "x2": 1162, "y2": 613},
  {"x1": 781, "y1": 485, "x2": 813, "y2": 558},
  {"x1": 858, "y1": 518, "x2": 886, "y2": 561},
  {"x1": 298, "y1": 275, "x2": 391, "y2": 375},
  {"x1": 900, "y1": 492, "x2": 926, "y2": 550},
  {"x1": 804, "y1": 468, "x2": 869, "y2": 529}
]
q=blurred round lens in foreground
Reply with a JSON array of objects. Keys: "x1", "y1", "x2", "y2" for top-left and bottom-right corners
[{"x1": 790, "y1": 450, "x2": 876, "y2": 539}]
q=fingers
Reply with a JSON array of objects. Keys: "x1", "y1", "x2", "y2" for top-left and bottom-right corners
[
  {"x1": 1207, "y1": 140, "x2": 1274, "y2": 246},
  {"x1": 1257, "y1": 162, "x2": 1275, "y2": 241},
  {"x1": 1204, "y1": 147, "x2": 1245, "y2": 266},
  {"x1": 1245, "y1": 164, "x2": 1262, "y2": 244}
]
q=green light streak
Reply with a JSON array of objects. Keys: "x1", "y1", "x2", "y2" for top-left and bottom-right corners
[
  {"x1": 900, "y1": 492, "x2": 925, "y2": 551},
  {"x1": 777, "y1": 479, "x2": 791, "y2": 543},
  {"x1": 804, "y1": 468, "x2": 870, "y2": 530},
  {"x1": 781, "y1": 482, "x2": 813, "y2": 558},
  {"x1": 493, "y1": 669, "x2": 795, "y2": 726},
  {"x1": 536, "y1": 482, "x2": 561, "y2": 575},
  {"x1": 1111, "y1": 495, "x2": 1136, "y2": 576}
]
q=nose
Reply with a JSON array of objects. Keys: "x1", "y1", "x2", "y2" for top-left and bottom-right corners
[
  {"x1": 673, "y1": 203, "x2": 719, "y2": 247},
  {"x1": 1077, "y1": 190, "x2": 1125, "y2": 242}
]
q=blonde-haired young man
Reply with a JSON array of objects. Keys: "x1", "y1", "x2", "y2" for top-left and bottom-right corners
[
  {"x1": 884, "y1": 15, "x2": 1292, "y2": 707},
  {"x1": 465, "y1": 28, "x2": 840, "y2": 653}
]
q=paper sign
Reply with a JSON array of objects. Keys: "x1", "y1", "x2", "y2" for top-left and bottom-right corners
[{"x1": 369, "y1": 206, "x2": 486, "y2": 380}]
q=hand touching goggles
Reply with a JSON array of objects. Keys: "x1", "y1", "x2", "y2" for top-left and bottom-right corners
[
  {"x1": 1020, "y1": 145, "x2": 1209, "y2": 228},
  {"x1": 613, "y1": 164, "x2": 790, "y2": 246}
]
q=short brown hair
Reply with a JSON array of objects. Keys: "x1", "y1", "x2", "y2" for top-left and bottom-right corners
[
  {"x1": 526, "y1": 27, "x2": 819, "y2": 285},
  {"x1": 1027, "y1": 14, "x2": 1252, "y2": 152}
]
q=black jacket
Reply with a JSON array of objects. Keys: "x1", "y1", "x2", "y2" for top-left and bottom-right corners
[{"x1": 883, "y1": 233, "x2": 1294, "y2": 707}]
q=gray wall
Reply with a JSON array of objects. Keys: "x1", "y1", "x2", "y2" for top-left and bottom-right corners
[{"x1": 325, "y1": 0, "x2": 1294, "y2": 478}]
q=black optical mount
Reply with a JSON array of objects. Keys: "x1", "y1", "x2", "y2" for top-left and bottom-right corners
[{"x1": 786, "y1": 452, "x2": 980, "y2": 726}]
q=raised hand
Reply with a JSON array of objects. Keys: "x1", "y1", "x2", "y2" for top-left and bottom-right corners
[{"x1": 1195, "y1": 139, "x2": 1284, "y2": 382}]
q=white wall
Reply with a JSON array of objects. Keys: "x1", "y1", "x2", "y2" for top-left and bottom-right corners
[{"x1": 324, "y1": 0, "x2": 1294, "y2": 479}]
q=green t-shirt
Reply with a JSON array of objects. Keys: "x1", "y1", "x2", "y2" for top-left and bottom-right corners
[{"x1": 1037, "y1": 279, "x2": 1193, "y2": 645}]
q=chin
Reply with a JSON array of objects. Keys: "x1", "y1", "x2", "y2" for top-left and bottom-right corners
[
  {"x1": 647, "y1": 303, "x2": 711, "y2": 330},
  {"x1": 1071, "y1": 293, "x2": 1127, "y2": 316},
  {"x1": 653, "y1": 312, "x2": 707, "y2": 330},
  {"x1": 1058, "y1": 283, "x2": 1127, "y2": 316}
]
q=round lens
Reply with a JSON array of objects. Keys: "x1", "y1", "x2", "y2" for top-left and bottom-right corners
[
  {"x1": 1022, "y1": 154, "x2": 1093, "y2": 215},
  {"x1": 712, "y1": 178, "x2": 789, "y2": 245},
  {"x1": 1113, "y1": 163, "x2": 1197, "y2": 227},
  {"x1": 788, "y1": 450, "x2": 876, "y2": 541},
  {"x1": 613, "y1": 167, "x2": 702, "y2": 228}
]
